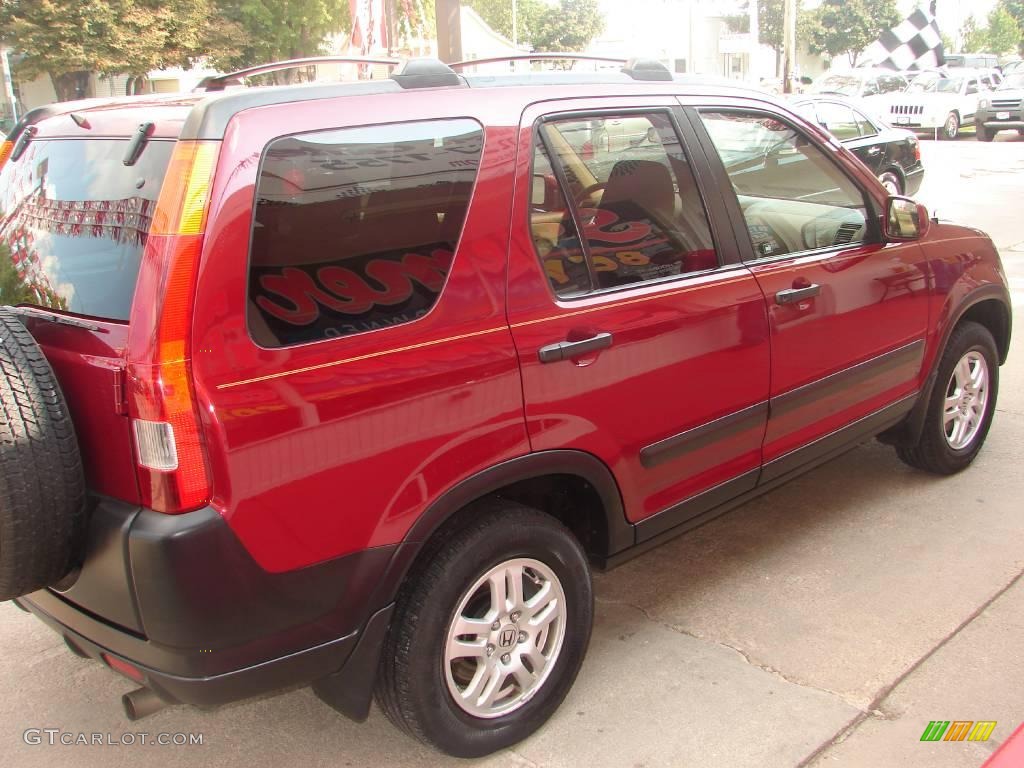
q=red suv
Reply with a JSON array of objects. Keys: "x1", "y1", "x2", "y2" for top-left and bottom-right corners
[{"x1": 0, "y1": 57, "x2": 1011, "y2": 757}]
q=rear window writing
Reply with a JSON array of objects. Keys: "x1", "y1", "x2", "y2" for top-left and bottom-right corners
[
  {"x1": 0, "y1": 139, "x2": 173, "y2": 320},
  {"x1": 248, "y1": 119, "x2": 483, "y2": 348}
]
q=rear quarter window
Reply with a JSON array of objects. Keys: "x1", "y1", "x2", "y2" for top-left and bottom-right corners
[
  {"x1": 248, "y1": 119, "x2": 483, "y2": 348},
  {"x1": 0, "y1": 139, "x2": 173, "y2": 320}
]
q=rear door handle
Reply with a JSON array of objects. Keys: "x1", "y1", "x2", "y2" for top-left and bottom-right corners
[
  {"x1": 775, "y1": 284, "x2": 820, "y2": 304},
  {"x1": 538, "y1": 332, "x2": 613, "y2": 363}
]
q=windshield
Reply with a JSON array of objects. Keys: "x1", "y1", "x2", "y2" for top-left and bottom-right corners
[
  {"x1": 906, "y1": 72, "x2": 941, "y2": 93},
  {"x1": 998, "y1": 73, "x2": 1024, "y2": 90},
  {"x1": 936, "y1": 78, "x2": 964, "y2": 94},
  {"x1": 0, "y1": 138, "x2": 173, "y2": 320},
  {"x1": 811, "y1": 75, "x2": 862, "y2": 97}
]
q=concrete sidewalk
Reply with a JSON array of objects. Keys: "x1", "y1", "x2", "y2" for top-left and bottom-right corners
[{"x1": 1, "y1": 139, "x2": 1022, "y2": 768}]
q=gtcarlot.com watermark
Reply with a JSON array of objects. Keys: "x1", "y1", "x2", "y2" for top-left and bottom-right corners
[{"x1": 23, "y1": 729, "x2": 204, "y2": 746}]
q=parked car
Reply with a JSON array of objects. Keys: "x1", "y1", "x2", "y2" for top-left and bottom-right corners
[
  {"x1": 808, "y1": 68, "x2": 909, "y2": 101},
  {"x1": 884, "y1": 70, "x2": 990, "y2": 139},
  {"x1": 975, "y1": 72, "x2": 1024, "y2": 141},
  {"x1": 0, "y1": 56, "x2": 1012, "y2": 758},
  {"x1": 945, "y1": 53, "x2": 999, "y2": 70},
  {"x1": 791, "y1": 95, "x2": 924, "y2": 195},
  {"x1": 1002, "y1": 59, "x2": 1024, "y2": 75}
]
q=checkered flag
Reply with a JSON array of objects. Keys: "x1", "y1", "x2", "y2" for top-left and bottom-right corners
[{"x1": 863, "y1": 6, "x2": 946, "y2": 71}]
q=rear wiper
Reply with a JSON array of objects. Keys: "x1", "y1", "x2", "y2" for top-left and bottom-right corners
[
  {"x1": 9, "y1": 305, "x2": 104, "y2": 332},
  {"x1": 123, "y1": 122, "x2": 155, "y2": 167}
]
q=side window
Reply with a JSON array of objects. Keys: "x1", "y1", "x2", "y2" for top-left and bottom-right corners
[
  {"x1": 853, "y1": 109, "x2": 877, "y2": 137},
  {"x1": 699, "y1": 111, "x2": 871, "y2": 259},
  {"x1": 815, "y1": 102, "x2": 860, "y2": 140},
  {"x1": 530, "y1": 111, "x2": 717, "y2": 296},
  {"x1": 247, "y1": 119, "x2": 483, "y2": 347},
  {"x1": 966, "y1": 79, "x2": 980, "y2": 95},
  {"x1": 862, "y1": 78, "x2": 880, "y2": 96}
]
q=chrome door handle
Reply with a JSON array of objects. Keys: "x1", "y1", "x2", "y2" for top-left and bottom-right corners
[
  {"x1": 775, "y1": 284, "x2": 820, "y2": 304},
  {"x1": 538, "y1": 332, "x2": 613, "y2": 363}
]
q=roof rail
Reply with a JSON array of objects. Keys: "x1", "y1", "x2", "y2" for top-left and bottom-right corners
[
  {"x1": 450, "y1": 53, "x2": 674, "y2": 81},
  {"x1": 450, "y1": 53, "x2": 628, "y2": 69},
  {"x1": 390, "y1": 58, "x2": 463, "y2": 89},
  {"x1": 201, "y1": 56, "x2": 401, "y2": 92}
]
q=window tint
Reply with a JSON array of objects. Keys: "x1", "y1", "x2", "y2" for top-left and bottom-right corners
[
  {"x1": 0, "y1": 139, "x2": 173, "y2": 320},
  {"x1": 530, "y1": 112, "x2": 717, "y2": 296},
  {"x1": 699, "y1": 111, "x2": 870, "y2": 258},
  {"x1": 248, "y1": 119, "x2": 482, "y2": 347},
  {"x1": 815, "y1": 102, "x2": 860, "y2": 140}
]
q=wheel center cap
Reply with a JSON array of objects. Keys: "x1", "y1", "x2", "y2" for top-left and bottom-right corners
[{"x1": 497, "y1": 625, "x2": 518, "y2": 649}]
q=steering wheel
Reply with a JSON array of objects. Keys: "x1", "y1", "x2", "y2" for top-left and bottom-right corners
[{"x1": 574, "y1": 181, "x2": 607, "y2": 207}]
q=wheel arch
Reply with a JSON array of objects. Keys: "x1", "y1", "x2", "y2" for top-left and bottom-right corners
[
  {"x1": 883, "y1": 285, "x2": 1011, "y2": 447},
  {"x1": 366, "y1": 451, "x2": 633, "y2": 616}
]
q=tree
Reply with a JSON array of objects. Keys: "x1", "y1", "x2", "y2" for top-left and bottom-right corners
[
  {"x1": 0, "y1": 0, "x2": 230, "y2": 100},
  {"x1": 530, "y1": 0, "x2": 604, "y2": 52},
  {"x1": 463, "y1": 0, "x2": 546, "y2": 44},
  {"x1": 805, "y1": 0, "x2": 901, "y2": 66},
  {"x1": 206, "y1": 0, "x2": 350, "y2": 71},
  {"x1": 997, "y1": 0, "x2": 1024, "y2": 54},
  {"x1": 723, "y1": 0, "x2": 817, "y2": 76},
  {"x1": 984, "y1": 7, "x2": 1022, "y2": 54},
  {"x1": 960, "y1": 16, "x2": 987, "y2": 53},
  {"x1": 463, "y1": 0, "x2": 602, "y2": 51}
]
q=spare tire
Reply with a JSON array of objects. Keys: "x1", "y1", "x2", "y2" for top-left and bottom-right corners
[{"x1": 0, "y1": 307, "x2": 86, "y2": 601}]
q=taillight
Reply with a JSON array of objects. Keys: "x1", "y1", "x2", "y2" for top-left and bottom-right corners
[
  {"x1": 127, "y1": 141, "x2": 219, "y2": 513},
  {"x1": 912, "y1": 139, "x2": 921, "y2": 163},
  {"x1": 0, "y1": 139, "x2": 13, "y2": 170}
]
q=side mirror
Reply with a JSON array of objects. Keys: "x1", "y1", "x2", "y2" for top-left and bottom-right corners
[{"x1": 884, "y1": 196, "x2": 930, "y2": 241}]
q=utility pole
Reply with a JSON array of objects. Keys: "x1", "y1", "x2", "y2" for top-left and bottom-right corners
[
  {"x1": 435, "y1": 0, "x2": 463, "y2": 62},
  {"x1": 512, "y1": 0, "x2": 518, "y2": 49},
  {"x1": 782, "y1": 0, "x2": 797, "y2": 93},
  {"x1": 749, "y1": 0, "x2": 759, "y2": 82}
]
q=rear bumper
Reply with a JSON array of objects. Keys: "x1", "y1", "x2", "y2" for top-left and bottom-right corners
[
  {"x1": 16, "y1": 590, "x2": 368, "y2": 707},
  {"x1": 12, "y1": 499, "x2": 414, "y2": 711}
]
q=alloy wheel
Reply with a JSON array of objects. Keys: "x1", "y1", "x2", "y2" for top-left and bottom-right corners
[
  {"x1": 943, "y1": 350, "x2": 989, "y2": 450},
  {"x1": 444, "y1": 558, "x2": 567, "y2": 719}
]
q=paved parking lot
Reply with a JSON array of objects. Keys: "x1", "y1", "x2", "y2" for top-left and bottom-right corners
[{"x1": 2, "y1": 135, "x2": 1022, "y2": 768}]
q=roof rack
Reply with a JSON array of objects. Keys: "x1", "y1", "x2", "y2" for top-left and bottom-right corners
[
  {"x1": 449, "y1": 53, "x2": 674, "y2": 82},
  {"x1": 450, "y1": 53, "x2": 628, "y2": 69},
  {"x1": 201, "y1": 56, "x2": 401, "y2": 92}
]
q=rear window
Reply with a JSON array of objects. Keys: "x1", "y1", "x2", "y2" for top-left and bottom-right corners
[
  {"x1": 0, "y1": 139, "x2": 173, "y2": 320},
  {"x1": 248, "y1": 119, "x2": 483, "y2": 348}
]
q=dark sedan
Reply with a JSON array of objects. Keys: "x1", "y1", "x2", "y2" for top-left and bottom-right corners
[{"x1": 791, "y1": 96, "x2": 925, "y2": 196}]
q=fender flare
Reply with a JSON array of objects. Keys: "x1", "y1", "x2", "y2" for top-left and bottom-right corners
[
  {"x1": 365, "y1": 450, "x2": 633, "y2": 616},
  {"x1": 892, "y1": 283, "x2": 1011, "y2": 446}
]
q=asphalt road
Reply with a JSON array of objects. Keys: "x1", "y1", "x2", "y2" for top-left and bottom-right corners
[{"x1": 2, "y1": 135, "x2": 1022, "y2": 768}]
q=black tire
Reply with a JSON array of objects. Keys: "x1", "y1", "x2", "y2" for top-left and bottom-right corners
[
  {"x1": 897, "y1": 321, "x2": 999, "y2": 475},
  {"x1": 879, "y1": 171, "x2": 903, "y2": 196},
  {"x1": 940, "y1": 112, "x2": 960, "y2": 140},
  {"x1": 976, "y1": 124, "x2": 994, "y2": 142},
  {"x1": 376, "y1": 500, "x2": 593, "y2": 758},
  {"x1": 0, "y1": 307, "x2": 86, "y2": 600}
]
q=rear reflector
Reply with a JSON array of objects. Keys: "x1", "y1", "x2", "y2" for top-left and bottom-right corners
[
  {"x1": 132, "y1": 420, "x2": 179, "y2": 471},
  {"x1": 102, "y1": 653, "x2": 145, "y2": 683}
]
